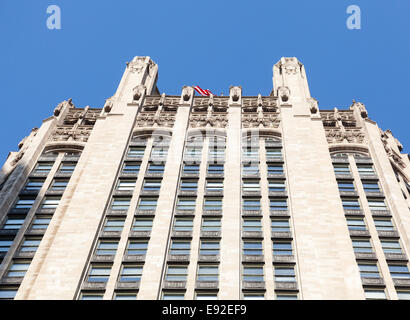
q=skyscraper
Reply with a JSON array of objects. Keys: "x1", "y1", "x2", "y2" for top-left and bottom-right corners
[{"x1": 0, "y1": 56, "x2": 409, "y2": 300}]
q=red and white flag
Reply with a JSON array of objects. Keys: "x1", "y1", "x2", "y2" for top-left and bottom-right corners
[{"x1": 193, "y1": 85, "x2": 215, "y2": 96}]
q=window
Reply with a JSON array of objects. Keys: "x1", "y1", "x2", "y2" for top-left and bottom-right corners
[
  {"x1": 126, "y1": 241, "x2": 148, "y2": 255},
  {"x1": 173, "y1": 218, "x2": 194, "y2": 232},
  {"x1": 388, "y1": 264, "x2": 410, "y2": 279},
  {"x1": 208, "y1": 147, "x2": 225, "y2": 159},
  {"x1": 96, "y1": 240, "x2": 119, "y2": 255},
  {"x1": 0, "y1": 240, "x2": 13, "y2": 253},
  {"x1": 374, "y1": 218, "x2": 394, "y2": 231},
  {"x1": 243, "y1": 293, "x2": 265, "y2": 300},
  {"x1": 381, "y1": 240, "x2": 403, "y2": 254},
  {"x1": 333, "y1": 164, "x2": 350, "y2": 175},
  {"x1": 2, "y1": 218, "x2": 25, "y2": 230},
  {"x1": 243, "y1": 198, "x2": 261, "y2": 211},
  {"x1": 274, "y1": 265, "x2": 296, "y2": 282},
  {"x1": 276, "y1": 293, "x2": 298, "y2": 300},
  {"x1": 338, "y1": 180, "x2": 355, "y2": 192},
  {"x1": 243, "y1": 163, "x2": 259, "y2": 175},
  {"x1": 268, "y1": 180, "x2": 286, "y2": 192},
  {"x1": 111, "y1": 197, "x2": 131, "y2": 211},
  {"x1": 273, "y1": 241, "x2": 293, "y2": 256},
  {"x1": 102, "y1": 218, "x2": 125, "y2": 232},
  {"x1": 0, "y1": 288, "x2": 17, "y2": 300},
  {"x1": 196, "y1": 293, "x2": 218, "y2": 300},
  {"x1": 31, "y1": 216, "x2": 51, "y2": 230},
  {"x1": 59, "y1": 162, "x2": 76, "y2": 173},
  {"x1": 204, "y1": 197, "x2": 222, "y2": 211},
  {"x1": 41, "y1": 196, "x2": 61, "y2": 209},
  {"x1": 364, "y1": 289, "x2": 386, "y2": 300},
  {"x1": 180, "y1": 179, "x2": 198, "y2": 192},
  {"x1": 151, "y1": 146, "x2": 168, "y2": 158},
  {"x1": 33, "y1": 162, "x2": 53, "y2": 174},
  {"x1": 266, "y1": 147, "x2": 282, "y2": 159},
  {"x1": 183, "y1": 163, "x2": 200, "y2": 174},
  {"x1": 23, "y1": 179, "x2": 45, "y2": 192},
  {"x1": 147, "y1": 163, "x2": 165, "y2": 174},
  {"x1": 206, "y1": 180, "x2": 224, "y2": 192},
  {"x1": 271, "y1": 219, "x2": 290, "y2": 232},
  {"x1": 242, "y1": 146, "x2": 259, "y2": 158},
  {"x1": 132, "y1": 218, "x2": 153, "y2": 232},
  {"x1": 346, "y1": 217, "x2": 367, "y2": 231},
  {"x1": 122, "y1": 162, "x2": 140, "y2": 174},
  {"x1": 202, "y1": 218, "x2": 221, "y2": 232},
  {"x1": 165, "y1": 266, "x2": 188, "y2": 281},
  {"x1": 137, "y1": 197, "x2": 158, "y2": 211},
  {"x1": 127, "y1": 146, "x2": 145, "y2": 158},
  {"x1": 362, "y1": 180, "x2": 381, "y2": 193},
  {"x1": 397, "y1": 291, "x2": 410, "y2": 300},
  {"x1": 162, "y1": 292, "x2": 185, "y2": 300},
  {"x1": 242, "y1": 180, "x2": 260, "y2": 193},
  {"x1": 199, "y1": 241, "x2": 220, "y2": 255},
  {"x1": 243, "y1": 241, "x2": 263, "y2": 256},
  {"x1": 207, "y1": 164, "x2": 224, "y2": 175},
  {"x1": 352, "y1": 239, "x2": 373, "y2": 253},
  {"x1": 49, "y1": 179, "x2": 69, "y2": 191},
  {"x1": 267, "y1": 164, "x2": 283, "y2": 175},
  {"x1": 7, "y1": 261, "x2": 30, "y2": 278},
  {"x1": 116, "y1": 179, "x2": 136, "y2": 191},
  {"x1": 177, "y1": 197, "x2": 196, "y2": 211},
  {"x1": 341, "y1": 198, "x2": 361, "y2": 210},
  {"x1": 269, "y1": 198, "x2": 288, "y2": 211},
  {"x1": 20, "y1": 238, "x2": 42, "y2": 253},
  {"x1": 114, "y1": 292, "x2": 138, "y2": 300},
  {"x1": 243, "y1": 219, "x2": 262, "y2": 232},
  {"x1": 119, "y1": 265, "x2": 143, "y2": 282},
  {"x1": 80, "y1": 292, "x2": 104, "y2": 300},
  {"x1": 357, "y1": 164, "x2": 376, "y2": 176},
  {"x1": 170, "y1": 241, "x2": 191, "y2": 255},
  {"x1": 197, "y1": 265, "x2": 219, "y2": 282},
  {"x1": 142, "y1": 179, "x2": 162, "y2": 191},
  {"x1": 358, "y1": 263, "x2": 380, "y2": 278},
  {"x1": 87, "y1": 265, "x2": 112, "y2": 282},
  {"x1": 13, "y1": 197, "x2": 36, "y2": 210},
  {"x1": 243, "y1": 265, "x2": 264, "y2": 282},
  {"x1": 367, "y1": 199, "x2": 388, "y2": 211},
  {"x1": 186, "y1": 147, "x2": 202, "y2": 158}
]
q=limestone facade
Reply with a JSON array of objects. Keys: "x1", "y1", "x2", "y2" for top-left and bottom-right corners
[{"x1": 0, "y1": 56, "x2": 409, "y2": 300}]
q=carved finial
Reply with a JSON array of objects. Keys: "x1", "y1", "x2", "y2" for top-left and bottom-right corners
[
  {"x1": 257, "y1": 94, "x2": 263, "y2": 107},
  {"x1": 133, "y1": 85, "x2": 146, "y2": 102},
  {"x1": 159, "y1": 93, "x2": 166, "y2": 106}
]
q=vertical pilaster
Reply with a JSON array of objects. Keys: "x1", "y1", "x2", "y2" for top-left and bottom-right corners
[
  {"x1": 218, "y1": 86, "x2": 242, "y2": 299},
  {"x1": 276, "y1": 58, "x2": 364, "y2": 299}
]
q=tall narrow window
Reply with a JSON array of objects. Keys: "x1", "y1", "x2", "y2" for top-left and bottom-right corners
[
  {"x1": 87, "y1": 265, "x2": 112, "y2": 283},
  {"x1": 274, "y1": 265, "x2": 296, "y2": 282}
]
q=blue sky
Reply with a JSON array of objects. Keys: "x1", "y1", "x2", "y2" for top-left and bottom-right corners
[{"x1": 0, "y1": 0, "x2": 409, "y2": 164}]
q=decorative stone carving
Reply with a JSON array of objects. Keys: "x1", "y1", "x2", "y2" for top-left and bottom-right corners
[
  {"x1": 104, "y1": 97, "x2": 114, "y2": 113},
  {"x1": 127, "y1": 57, "x2": 146, "y2": 74},
  {"x1": 351, "y1": 100, "x2": 368, "y2": 118},
  {"x1": 182, "y1": 86, "x2": 191, "y2": 102},
  {"x1": 53, "y1": 99, "x2": 73, "y2": 116},
  {"x1": 278, "y1": 86, "x2": 290, "y2": 102},
  {"x1": 133, "y1": 85, "x2": 146, "y2": 102},
  {"x1": 307, "y1": 97, "x2": 318, "y2": 114},
  {"x1": 229, "y1": 86, "x2": 241, "y2": 103},
  {"x1": 282, "y1": 57, "x2": 301, "y2": 75}
]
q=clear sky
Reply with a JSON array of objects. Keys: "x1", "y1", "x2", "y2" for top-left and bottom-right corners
[{"x1": 0, "y1": 0, "x2": 409, "y2": 164}]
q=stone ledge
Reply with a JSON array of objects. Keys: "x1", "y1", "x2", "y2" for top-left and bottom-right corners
[
  {"x1": 272, "y1": 255, "x2": 296, "y2": 264},
  {"x1": 242, "y1": 255, "x2": 264, "y2": 263},
  {"x1": 196, "y1": 281, "x2": 219, "y2": 290},
  {"x1": 242, "y1": 281, "x2": 265, "y2": 290},
  {"x1": 163, "y1": 281, "x2": 186, "y2": 290},
  {"x1": 361, "y1": 277, "x2": 385, "y2": 286},
  {"x1": 393, "y1": 278, "x2": 410, "y2": 288},
  {"x1": 274, "y1": 281, "x2": 298, "y2": 291},
  {"x1": 242, "y1": 231, "x2": 263, "y2": 239},
  {"x1": 198, "y1": 255, "x2": 220, "y2": 263}
]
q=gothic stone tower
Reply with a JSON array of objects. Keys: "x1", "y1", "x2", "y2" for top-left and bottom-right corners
[{"x1": 0, "y1": 56, "x2": 409, "y2": 300}]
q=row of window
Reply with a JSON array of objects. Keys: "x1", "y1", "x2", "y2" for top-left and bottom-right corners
[{"x1": 334, "y1": 154, "x2": 409, "y2": 300}]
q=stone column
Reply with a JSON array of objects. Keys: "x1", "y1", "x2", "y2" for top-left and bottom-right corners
[{"x1": 274, "y1": 57, "x2": 364, "y2": 299}]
